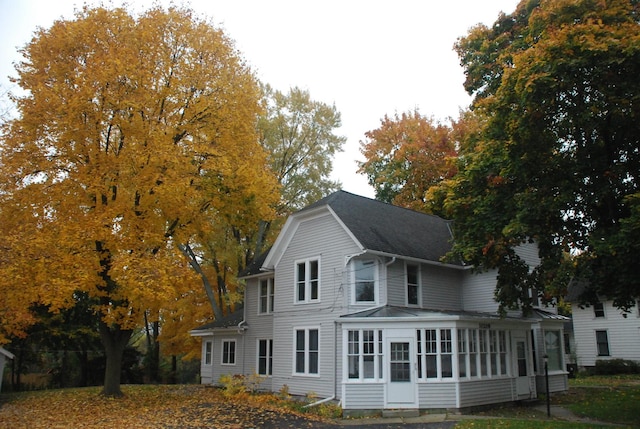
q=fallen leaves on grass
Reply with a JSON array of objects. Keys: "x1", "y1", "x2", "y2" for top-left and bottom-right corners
[{"x1": 0, "y1": 385, "x2": 334, "y2": 429}]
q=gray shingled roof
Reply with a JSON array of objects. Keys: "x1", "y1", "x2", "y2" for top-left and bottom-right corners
[
  {"x1": 301, "y1": 190, "x2": 459, "y2": 264},
  {"x1": 190, "y1": 307, "x2": 244, "y2": 331}
]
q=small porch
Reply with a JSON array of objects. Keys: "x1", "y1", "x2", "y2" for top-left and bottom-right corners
[{"x1": 339, "y1": 306, "x2": 553, "y2": 410}]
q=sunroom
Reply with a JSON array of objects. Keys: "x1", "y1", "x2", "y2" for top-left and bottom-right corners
[{"x1": 339, "y1": 306, "x2": 547, "y2": 410}]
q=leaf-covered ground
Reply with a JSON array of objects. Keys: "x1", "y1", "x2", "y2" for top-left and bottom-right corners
[{"x1": 0, "y1": 385, "x2": 335, "y2": 429}]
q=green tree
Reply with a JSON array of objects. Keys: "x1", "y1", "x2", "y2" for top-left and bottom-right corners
[
  {"x1": 258, "y1": 85, "x2": 345, "y2": 213},
  {"x1": 0, "y1": 5, "x2": 277, "y2": 396},
  {"x1": 255, "y1": 85, "x2": 345, "y2": 252},
  {"x1": 358, "y1": 110, "x2": 459, "y2": 211},
  {"x1": 438, "y1": 0, "x2": 640, "y2": 313}
]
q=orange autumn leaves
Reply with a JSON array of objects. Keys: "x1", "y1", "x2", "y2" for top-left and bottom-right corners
[{"x1": 0, "y1": 6, "x2": 278, "y2": 345}]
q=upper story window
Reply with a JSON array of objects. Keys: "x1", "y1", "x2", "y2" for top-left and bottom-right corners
[
  {"x1": 406, "y1": 264, "x2": 420, "y2": 306},
  {"x1": 353, "y1": 259, "x2": 377, "y2": 304},
  {"x1": 296, "y1": 258, "x2": 319, "y2": 303},
  {"x1": 593, "y1": 302, "x2": 605, "y2": 318},
  {"x1": 259, "y1": 277, "x2": 275, "y2": 314}
]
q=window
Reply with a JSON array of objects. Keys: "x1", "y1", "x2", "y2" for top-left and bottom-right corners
[
  {"x1": 457, "y1": 329, "x2": 468, "y2": 378},
  {"x1": 295, "y1": 328, "x2": 319, "y2": 375},
  {"x1": 296, "y1": 259, "x2": 319, "y2": 303},
  {"x1": 204, "y1": 341, "x2": 212, "y2": 365},
  {"x1": 347, "y1": 329, "x2": 383, "y2": 380},
  {"x1": 479, "y1": 329, "x2": 488, "y2": 376},
  {"x1": 596, "y1": 330, "x2": 610, "y2": 356},
  {"x1": 499, "y1": 331, "x2": 508, "y2": 376},
  {"x1": 354, "y1": 260, "x2": 376, "y2": 303},
  {"x1": 593, "y1": 302, "x2": 605, "y2": 318},
  {"x1": 544, "y1": 330, "x2": 562, "y2": 371},
  {"x1": 417, "y1": 328, "x2": 453, "y2": 379},
  {"x1": 259, "y1": 278, "x2": 275, "y2": 314},
  {"x1": 441, "y1": 329, "x2": 453, "y2": 378},
  {"x1": 469, "y1": 329, "x2": 478, "y2": 377},
  {"x1": 406, "y1": 264, "x2": 420, "y2": 306},
  {"x1": 222, "y1": 340, "x2": 236, "y2": 365},
  {"x1": 258, "y1": 339, "x2": 273, "y2": 376}
]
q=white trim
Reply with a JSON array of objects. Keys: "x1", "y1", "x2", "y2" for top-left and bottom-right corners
[
  {"x1": 204, "y1": 340, "x2": 213, "y2": 366},
  {"x1": 294, "y1": 257, "x2": 321, "y2": 304},
  {"x1": 350, "y1": 258, "x2": 379, "y2": 305},
  {"x1": 258, "y1": 277, "x2": 275, "y2": 315},
  {"x1": 405, "y1": 262, "x2": 421, "y2": 307},
  {"x1": 256, "y1": 338, "x2": 273, "y2": 376},
  {"x1": 293, "y1": 326, "x2": 321, "y2": 376},
  {"x1": 221, "y1": 339, "x2": 237, "y2": 366}
]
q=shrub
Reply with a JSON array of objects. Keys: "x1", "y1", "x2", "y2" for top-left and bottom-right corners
[
  {"x1": 218, "y1": 374, "x2": 248, "y2": 399},
  {"x1": 595, "y1": 359, "x2": 640, "y2": 375}
]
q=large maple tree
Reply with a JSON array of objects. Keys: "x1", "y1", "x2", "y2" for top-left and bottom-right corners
[
  {"x1": 436, "y1": 0, "x2": 640, "y2": 312},
  {"x1": 0, "y1": 6, "x2": 277, "y2": 396}
]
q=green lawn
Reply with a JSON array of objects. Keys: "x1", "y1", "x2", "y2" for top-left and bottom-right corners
[{"x1": 456, "y1": 374, "x2": 640, "y2": 428}]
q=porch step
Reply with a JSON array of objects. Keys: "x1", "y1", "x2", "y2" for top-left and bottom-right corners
[{"x1": 382, "y1": 409, "x2": 420, "y2": 419}]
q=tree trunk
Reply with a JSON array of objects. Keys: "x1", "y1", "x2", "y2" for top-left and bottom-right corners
[{"x1": 99, "y1": 320, "x2": 133, "y2": 397}]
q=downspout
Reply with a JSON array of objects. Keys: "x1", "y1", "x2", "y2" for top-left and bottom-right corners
[
  {"x1": 305, "y1": 320, "x2": 340, "y2": 409},
  {"x1": 237, "y1": 320, "x2": 247, "y2": 375}
]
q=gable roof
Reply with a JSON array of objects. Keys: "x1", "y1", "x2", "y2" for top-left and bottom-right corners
[{"x1": 299, "y1": 190, "x2": 460, "y2": 265}]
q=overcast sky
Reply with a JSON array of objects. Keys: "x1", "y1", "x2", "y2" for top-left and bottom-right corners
[{"x1": 0, "y1": 0, "x2": 521, "y2": 198}]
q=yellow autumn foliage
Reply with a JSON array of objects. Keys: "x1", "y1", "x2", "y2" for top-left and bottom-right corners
[{"x1": 0, "y1": 5, "x2": 278, "y2": 344}]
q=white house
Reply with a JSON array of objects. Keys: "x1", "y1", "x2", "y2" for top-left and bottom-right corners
[
  {"x1": 567, "y1": 279, "x2": 640, "y2": 369},
  {"x1": 0, "y1": 347, "x2": 14, "y2": 392},
  {"x1": 191, "y1": 191, "x2": 568, "y2": 411}
]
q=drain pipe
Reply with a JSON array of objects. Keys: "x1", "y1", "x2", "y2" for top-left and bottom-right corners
[{"x1": 303, "y1": 395, "x2": 336, "y2": 408}]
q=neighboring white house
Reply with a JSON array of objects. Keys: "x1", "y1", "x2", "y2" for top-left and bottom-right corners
[
  {"x1": 191, "y1": 191, "x2": 569, "y2": 411},
  {"x1": 567, "y1": 280, "x2": 640, "y2": 369},
  {"x1": 0, "y1": 347, "x2": 14, "y2": 392}
]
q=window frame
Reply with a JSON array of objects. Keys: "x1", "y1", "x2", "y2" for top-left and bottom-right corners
[
  {"x1": 295, "y1": 258, "x2": 320, "y2": 304},
  {"x1": 595, "y1": 330, "x2": 610, "y2": 356},
  {"x1": 416, "y1": 328, "x2": 454, "y2": 380},
  {"x1": 259, "y1": 277, "x2": 275, "y2": 314},
  {"x1": 406, "y1": 263, "x2": 421, "y2": 306},
  {"x1": 257, "y1": 338, "x2": 273, "y2": 376},
  {"x1": 294, "y1": 327, "x2": 320, "y2": 376},
  {"x1": 593, "y1": 302, "x2": 605, "y2": 318},
  {"x1": 204, "y1": 340, "x2": 213, "y2": 366},
  {"x1": 351, "y1": 259, "x2": 378, "y2": 305},
  {"x1": 346, "y1": 329, "x2": 383, "y2": 381},
  {"x1": 221, "y1": 339, "x2": 236, "y2": 366},
  {"x1": 544, "y1": 330, "x2": 563, "y2": 371}
]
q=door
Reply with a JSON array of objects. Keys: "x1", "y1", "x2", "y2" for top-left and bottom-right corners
[
  {"x1": 513, "y1": 334, "x2": 532, "y2": 398},
  {"x1": 386, "y1": 336, "x2": 417, "y2": 407}
]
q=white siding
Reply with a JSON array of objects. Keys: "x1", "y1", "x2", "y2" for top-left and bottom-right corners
[
  {"x1": 514, "y1": 241, "x2": 541, "y2": 267},
  {"x1": 572, "y1": 301, "x2": 640, "y2": 367},
  {"x1": 386, "y1": 261, "x2": 463, "y2": 310},
  {"x1": 461, "y1": 270, "x2": 500, "y2": 313},
  {"x1": 243, "y1": 276, "x2": 275, "y2": 390},
  {"x1": 386, "y1": 261, "x2": 404, "y2": 306},
  {"x1": 342, "y1": 384, "x2": 385, "y2": 409},
  {"x1": 422, "y1": 265, "x2": 463, "y2": 310},
  {"x1": 417, "y1": 383, "x2": 457, "y2": 408},
  {"x1": 458, "y1": 378, "x2": 515, "y2": 407},
  {"x1": 203, "y1": 333, "x2": 244, "y2": 385},
  {"x1": 271, "y1": 212, "x2": 358, "y2": 398}
]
